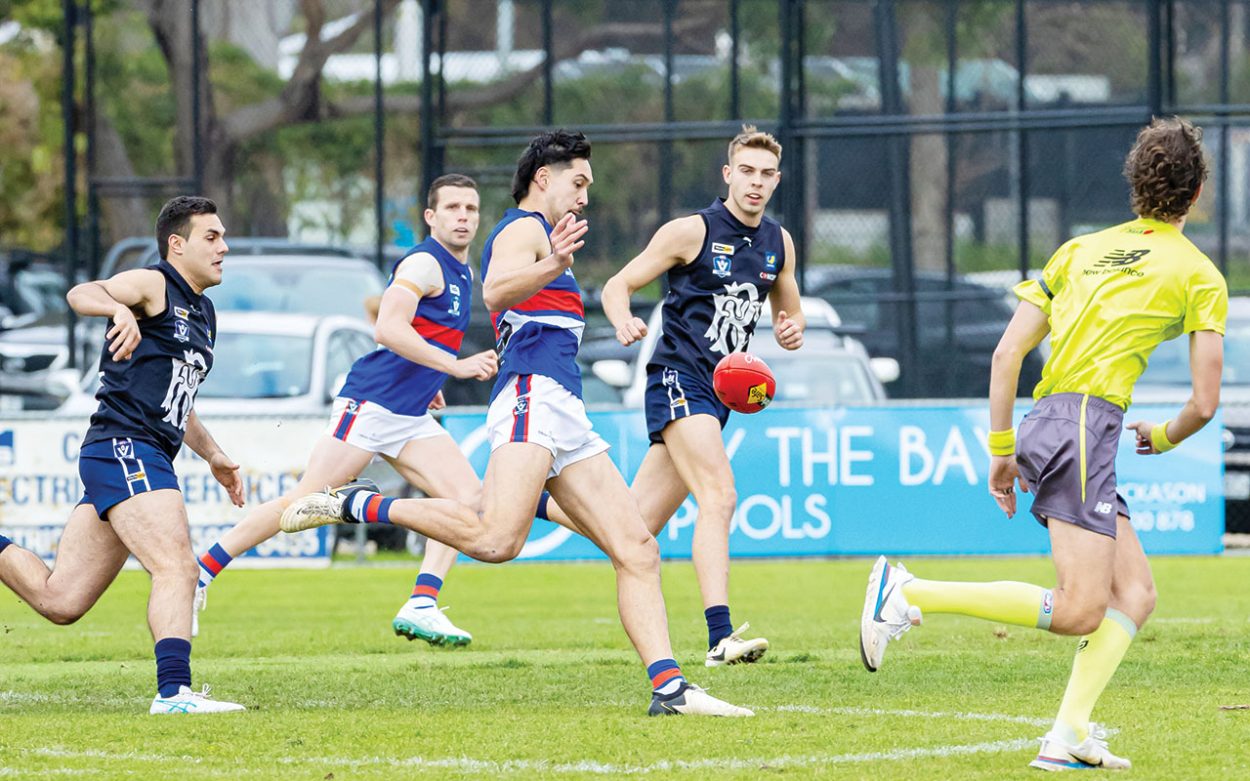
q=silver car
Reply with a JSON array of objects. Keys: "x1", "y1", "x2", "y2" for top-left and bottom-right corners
[{"x1": 58, "y1": 312, "x2": 377, "y2": 417}]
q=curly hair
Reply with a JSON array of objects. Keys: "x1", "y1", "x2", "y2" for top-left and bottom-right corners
[{"x1": 1123, "y1": 117, "x2": 1208, "y2": 222}]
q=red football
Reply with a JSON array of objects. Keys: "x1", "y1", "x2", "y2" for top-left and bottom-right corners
[{"x1": 713, "y1": 352, "x2": 776, "y2": 414}]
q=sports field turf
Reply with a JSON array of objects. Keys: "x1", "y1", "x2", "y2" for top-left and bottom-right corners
[{"x1": 1, "y1": 556, "x2": 1247, "y2": 779}]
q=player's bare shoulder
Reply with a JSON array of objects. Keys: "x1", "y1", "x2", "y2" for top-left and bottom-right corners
[
  {"x1": 494, "y1": 214, "x2": 552, "y2": 261},
  {"x1": 655, "y1": 214, "x2": 707, "y2": 266}
]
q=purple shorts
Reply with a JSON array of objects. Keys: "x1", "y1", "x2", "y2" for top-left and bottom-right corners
[{"x1": 1016, "y1": 393, "x2": 1130, "y2": 539}]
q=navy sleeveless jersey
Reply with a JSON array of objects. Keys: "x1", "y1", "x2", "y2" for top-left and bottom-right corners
[
  {"x1": 83, "y1": 261, "x2": 217, "y2": 460},
  {"x1": 481, "y1": 208, "x2": 585, "y2": 401},
  {"x1": 648, "y1": 198, "x2": 785, "y2": 382},
  {"x1": 338, "y1": 236, "x2": 472, "y2": 416}
]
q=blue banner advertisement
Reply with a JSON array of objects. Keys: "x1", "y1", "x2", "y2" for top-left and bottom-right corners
[{"x1": 441, "y1": 403, "x2": 1223, "y2": 560}]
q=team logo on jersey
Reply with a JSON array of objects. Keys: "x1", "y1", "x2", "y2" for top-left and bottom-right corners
[
  {"x1": 112, "y1": 440, "x2": 133, "y2": 460},
  {"x1": 174, "y1": 307, "x2": 190, "y2": 319},
  {"x1": 712, "y1": 255, "x2": 733, "y2": 278},
  {"x1": 706, "y1": 281, "x2": 763, "y2": 355},
  {"x1": 449, "y1": 283, "x2": 462, "y2": 316},
  {"x1": 513, "y1": 395, "x2": 529, "y2": 417},
  {"x1": 765, "y1": 252, "x2": 778, "y2": 269},
  {"x1": 345, "y1": 399, "x2": 360, "y2": 415},
  {"x1": 161, "y1": 350, "x2": 208, "y2": 431},
  {"x1": 174, "y1": 320, "x2": 190, "y2": 343},
  {"x1": 711, "y1": 242, "x2": 735, "y2": 255}
]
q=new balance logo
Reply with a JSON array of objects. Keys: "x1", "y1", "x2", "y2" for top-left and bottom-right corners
[
  {"x1": 1094, "y1": 248, "x2": 1150, "y2": 267},
  {"x1": 1095, "y1": 501, "x2": 1113, "y2": 515}
]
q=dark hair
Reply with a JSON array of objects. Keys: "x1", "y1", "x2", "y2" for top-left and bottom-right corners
[
  {"x1": 427, "y1": 173, "x2": 478, "y2": 210},
  {"x1": 1123, "y1": 117, "x2": 1208, "y2": 222},
  {"x1": 156, "y1": 196, "x2": 218, "y2": 260},
  {"x1": 511, "y1": 130, "x2": 592, "y2": 203}
]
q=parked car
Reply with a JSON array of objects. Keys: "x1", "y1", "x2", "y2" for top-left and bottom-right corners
[
  {"x1": 1134, "y1": 296, "x2": 1250, "y2": 533},
  {"x1": 591, "y1": 296, "x2": 897, "y2": 408},
  {"x1": 1, "y1": 246, "x2": 386, "y2": 411},
  {"x1": 803, "y1": 266, "x2": 1044, "y2": 399},
  {"x1": 1, "y1": 251, "x2": 67, "y2": 331},
  {"x1": 58, "y1": 312, "x2": 378, "y2": 417},
  {"x1": 0, "y1": 252, "x2": 73, "y2": 411}
]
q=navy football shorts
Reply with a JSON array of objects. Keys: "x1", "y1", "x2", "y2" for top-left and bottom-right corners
[
  {"x1": 644, "y1": 365, "x2": 731, "y2": 445},
  {"x1": 78, "y1": 437, "x2": 181, "y2": 520}
]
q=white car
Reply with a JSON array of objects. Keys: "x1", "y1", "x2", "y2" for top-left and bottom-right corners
[
  {"x1": 592, "y1": 296, "x2": 899, "y2": 407},
  {"x1": 58, "y1": 312, "x2": 377, "y2": 417}
]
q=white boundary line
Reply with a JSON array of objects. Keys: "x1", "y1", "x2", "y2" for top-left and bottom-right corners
[{"x1": 18, "y1": 735, "x2": 1039, "y2": 775}]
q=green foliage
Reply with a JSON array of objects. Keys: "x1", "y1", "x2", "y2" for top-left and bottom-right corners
[{"x1": 1, "y1": 558, "x2": 1249, "y2": 778}]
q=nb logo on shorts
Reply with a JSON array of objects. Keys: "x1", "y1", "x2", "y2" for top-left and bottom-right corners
[{"x1": 1095, "y1": 501, "x2": 1114, "y2": 515}]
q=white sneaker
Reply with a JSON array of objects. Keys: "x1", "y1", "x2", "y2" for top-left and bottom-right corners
[
  {"x1": 859, "y1": 555, "x2": 921, "y2": 672},
  {"x1": 191, "y1": 585, "x2": 207, "y2": 638},
  {"x1": 1030, "y1": 724, "x2": 1131, "y2": 771},
  {"x1": 279, "y1": 479, "x2": 378, "y2": 533},
  {"x1": 393, "y1": 601, "x2": 473, "y2": 646},
  {"x1": 648, "y1": 682, "x2": 754, "y2": 717},
  {"x1": 705, "y1": 622, "x2": 769, "y2": 667},
  {"x1": 149, "y1": 685, "x2": 245, "y2": 714}
]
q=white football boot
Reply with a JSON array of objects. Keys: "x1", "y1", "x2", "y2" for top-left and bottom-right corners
[
  {"x1": 648, "y1": 682, "x2": 754, "y2": 717},
  {"x1": 280, "y1": 479, "x2": 379, "y2": 533},
  {"x1": 393, "y1": 601, "x2": 473, "y2": 646},
  {"x1": 1030, "y1": 724, "x2": 1131, "y2": 771},
  {"x1": 859, "y1": 555, "x2": 922, "y2": 672},
  {"x1": 705, "y1": 622, "x2": 769, "y2": 667},
  {"x1": 191, "y1": 584, "x2": 207, "y2": 638},
  {"x1": 150, "y1": 685, "x2": 245, "y2": 714}
]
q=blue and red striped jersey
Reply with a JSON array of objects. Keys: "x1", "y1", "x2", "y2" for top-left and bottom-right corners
[
  {"x1": 481, "y1": 208, "x2": 585, "y2": 401},
  {"x1": 338, "y1": 236, "x2": 472, "y2": 416}
]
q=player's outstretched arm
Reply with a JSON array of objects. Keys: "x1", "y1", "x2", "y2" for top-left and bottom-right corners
[
  {"x1": 375, "y1": 258, "x2": 498, "y2": 381},
  {"x1": 987, "y1": 301, "x2": 1050, "y2": 517},
  {"x1": 768, "y1": 228, "x2": 805, "y2": 350},
  {"x1": 66, "y1": 269, "x2": 165, "y2": 362},
  {"x1": 603, "y1": 215, "x2": 703, "y2": 346},
  {"x1": 1127, "y1": 330, "x2": 1223, "y2": 454},
  {"x1": 184, "y1": 410, "x2": 244, "y2": 508},
  {"x1": 482, "y1": 214, "x2": 587, "y2": 312}
]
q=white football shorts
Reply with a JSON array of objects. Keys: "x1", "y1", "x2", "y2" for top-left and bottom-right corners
[
  {"x1": 328, "y1": 396, "x2": 447, "y2": 459},
  {"x1": 486, "y1": 373, "x2": 609, "y2": 478}
]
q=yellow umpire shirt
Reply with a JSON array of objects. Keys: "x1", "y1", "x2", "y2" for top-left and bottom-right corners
[{"x1": 1015, "y1": 217, "x2": 1228, "y2": 410}]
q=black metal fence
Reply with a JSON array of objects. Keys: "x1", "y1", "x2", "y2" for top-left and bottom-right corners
[{"x1": 43, "y1": 0, "x2": 1250, "y2": 398}]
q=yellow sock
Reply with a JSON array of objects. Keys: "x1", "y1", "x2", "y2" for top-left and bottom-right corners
[
  {"x1": 902, "y1": 578, "x2": 1054, "y2": 629},
  {"x1": 1053, "y1": 609, "x2": 1137, "y2": 744}
]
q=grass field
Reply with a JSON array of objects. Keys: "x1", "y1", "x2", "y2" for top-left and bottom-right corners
[{"x1": 1, "y1": 556, "x2": 1248, "y2": 779}]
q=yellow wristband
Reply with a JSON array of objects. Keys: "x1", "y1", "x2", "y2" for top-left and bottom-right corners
[
  {"x1": 1150, "y1": 420, "x2": 1177, "y2": 453},
  {"x1": 987, "y1": 428, "x2": 1016, "y2": 456}
]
